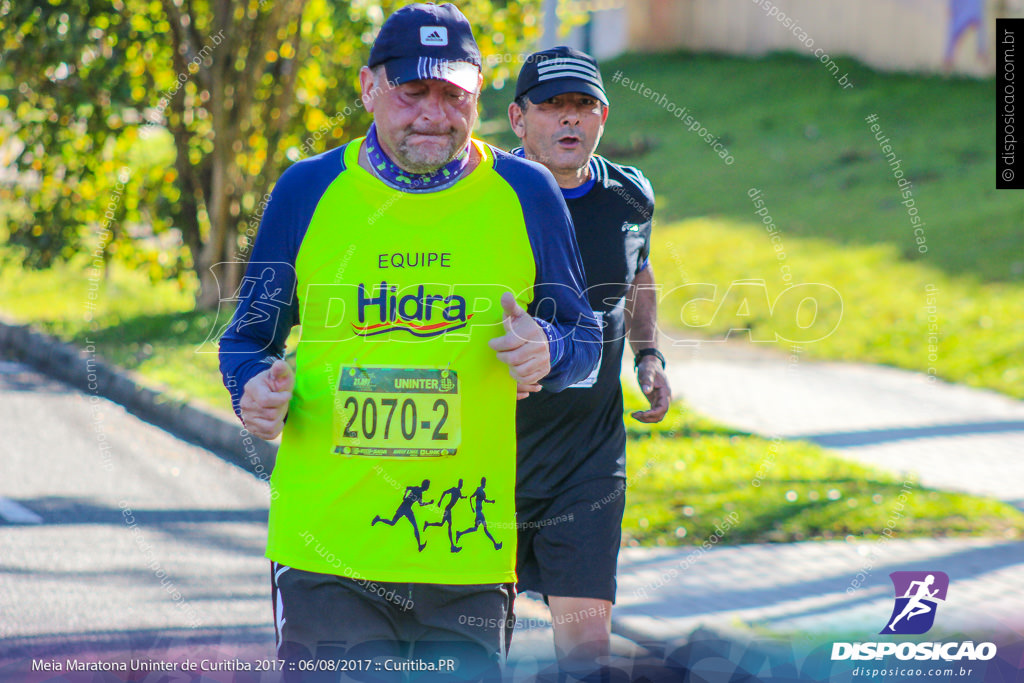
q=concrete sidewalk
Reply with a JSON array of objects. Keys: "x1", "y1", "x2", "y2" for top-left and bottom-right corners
[
  {"x1": 614, "y1": 537, "x2": 1024, "y2": 641},
  {"x1": 660, "y1": 339, "x2": 1024, "y2": 506},
  {"x1": 512, "y1": 533, "x2": 1024, "y2": 678}
]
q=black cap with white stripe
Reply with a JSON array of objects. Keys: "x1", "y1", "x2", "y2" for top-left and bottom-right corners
[
  {"x1": 514, "y1": 46, "x2": 608, "y2": 106},
  {"x1": 368, "y1": 3, "x2": 482, "y2": 93}
]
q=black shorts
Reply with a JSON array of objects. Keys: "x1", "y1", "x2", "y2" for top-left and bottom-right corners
[
  {"x1": 515, "y1": 477, "x2": 626, "y2": 603},
  {"x1": 270, "y1": 562, "x2": 515, "y2": 682}
]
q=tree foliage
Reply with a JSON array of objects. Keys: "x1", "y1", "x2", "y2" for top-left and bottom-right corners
[{"x1": 0, "y1": 0, "x2": 542, "y2": 308}]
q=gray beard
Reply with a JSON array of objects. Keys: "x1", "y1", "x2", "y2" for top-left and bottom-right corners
[{"x1": 395, "y1": 134, "x2": 462, "y2": 174}]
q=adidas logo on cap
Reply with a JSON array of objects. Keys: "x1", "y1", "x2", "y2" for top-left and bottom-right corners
[{"x1": 420, "y1": 26, "x2": 448, "y2": 46}]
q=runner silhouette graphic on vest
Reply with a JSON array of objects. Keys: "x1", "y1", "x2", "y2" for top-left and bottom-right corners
[
  {"x1": 424, "y1": 479, "x2": 465, "y2": 553},
  {"x1": 371, "y1": 479, "x2": 434, "y2": 551},
  {"x1": 455, "y1": 477, "x2": 502, "y2": 550}
]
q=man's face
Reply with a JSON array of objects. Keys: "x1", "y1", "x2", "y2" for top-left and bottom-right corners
[
  {"x1": 360, "y1": 67, "x2": 481, "y2": 174},
  {"x1": 508, "y1": 92, "x2": 608, "y2": 175}
]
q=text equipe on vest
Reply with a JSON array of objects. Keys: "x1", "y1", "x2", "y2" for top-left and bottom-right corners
[{"x1": 377, "y1": 252, "x2": 452, "y2": 269}]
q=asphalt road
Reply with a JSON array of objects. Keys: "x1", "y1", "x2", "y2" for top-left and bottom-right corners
[{"x1": 0, "y1": 355, "x2": 275, "y2": 673}]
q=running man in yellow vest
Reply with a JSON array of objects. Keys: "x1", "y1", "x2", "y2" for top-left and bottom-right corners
[{"x1": 218, "y1": 4, "x2": 599, "y2": 679}]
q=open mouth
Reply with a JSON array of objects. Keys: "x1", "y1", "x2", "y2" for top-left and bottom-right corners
[{"x1": 557, "y1": 134, "x2": 582, "y2": 148}]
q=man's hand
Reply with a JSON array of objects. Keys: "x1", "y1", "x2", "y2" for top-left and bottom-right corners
[
  {"x1": 239, "y1": 359, "x2": 295, "y2": 440},
  {"x1": 631, "y1": 355, "x2": 671, "y2": 423},
  {"x1": 488, "y1": 292, "x2": 550, "y2": 399}
]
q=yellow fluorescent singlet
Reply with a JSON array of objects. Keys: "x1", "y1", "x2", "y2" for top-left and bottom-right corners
[{"x1": 268, "y1": 139, "x2": 535, "y2": 583}]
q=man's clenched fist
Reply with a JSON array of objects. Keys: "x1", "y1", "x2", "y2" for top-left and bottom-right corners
[{"x1": 240, "y1": 359, "x2": 295, "y2": 440}]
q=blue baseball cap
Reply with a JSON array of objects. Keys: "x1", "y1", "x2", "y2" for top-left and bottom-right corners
[
  {"x1": 368, "y1": 3, "x2": 482, "y2": 93},
  {"x1": 515, "y1": 46, "x2": 608, "y2": 106}
]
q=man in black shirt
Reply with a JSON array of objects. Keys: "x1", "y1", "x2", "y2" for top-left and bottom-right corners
[{"x1": 507, "y1": 46, "x2": 672, "y2": 675}]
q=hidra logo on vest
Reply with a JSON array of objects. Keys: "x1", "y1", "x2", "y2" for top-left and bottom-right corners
[{"x1": 354, "y1": 282, "x2": 472, "y2": 337}]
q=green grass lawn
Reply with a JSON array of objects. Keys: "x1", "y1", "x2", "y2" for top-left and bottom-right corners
[
  {"x1": 619, "y1": 389, "x2": 1024, "y2": 546},
  {"x1": 483, "y1": 51, "x2": 1019, "y2": 284},
  {"x1": 481, "y1": 51, "x2": 1024, "y2": 398}
]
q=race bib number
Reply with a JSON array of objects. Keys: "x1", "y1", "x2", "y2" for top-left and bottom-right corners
[{"x1": 334, "y1": 366, "x2": 460, "y2": 457}]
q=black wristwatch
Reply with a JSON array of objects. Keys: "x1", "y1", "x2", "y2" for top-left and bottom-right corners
[{"x1": 634, "y1": 348, "x2": 666, "y2": 371}]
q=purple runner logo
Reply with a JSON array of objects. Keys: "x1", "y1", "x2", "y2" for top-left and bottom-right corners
[{"x1": 880, "y1": 571, "x2": 949, "y2": 635}]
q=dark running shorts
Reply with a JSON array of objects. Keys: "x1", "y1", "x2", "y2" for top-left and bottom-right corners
[
  {"x1": 515, "y1": 477, "x2": 626, "y2": 603},
  {"x1": 271, "y1": 562, "x2": 515, "y2": 682}
]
